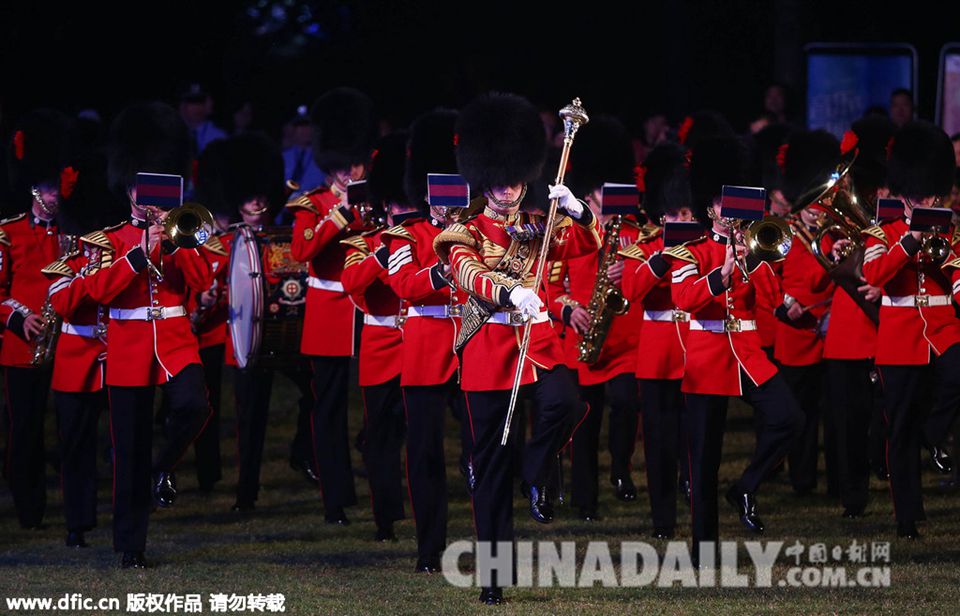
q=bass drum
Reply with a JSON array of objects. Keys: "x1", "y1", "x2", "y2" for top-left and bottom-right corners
[{"x1": 228, "y1": 225, "x2": 308, "y2": 368}]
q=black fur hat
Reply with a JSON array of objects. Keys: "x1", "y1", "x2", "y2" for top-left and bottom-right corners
[
  {"x1": 7, "y1": 108, "x2": 74, "y2": 205},
  {"x1": 455, "y1": 92, "x2": 546, "y2": 191},
  {"x1": 57, "y1": 147, "x2": 123, "y2": 236},
  {"x1": 888, "y1": 120, "x2": 955, "y2": 200},
  {"x1": 405, "y1": 109, "x2": 458, "y2": 209},
  {"x1": 689, "y1": 135, "x2": 750, "y2": 224},
  {"x1": 641, "y1": 142, "x2": 691, "y2": 222},
  {"x1": 310, "y1": 87, "x2": 377, "y2": 175},
  {"x1": 850, "y1": 115, "x2": 896, "y2": 195},
  {"x1": 196, "y1": 132, "x2": 285, "y2": 220},
  {"x1": 750, "y1": 122, "x2": 791, "y2": 192},
  {"x1": 566, "y1": 114, "x2": 635, "y2": 198},
  {"x1": 779, "y1": 129, "x2": 840, "y2": 206},
  {"x1": 107, "y1": 102, "x2": 191, "y2": 199},
  {"x1": 367, "y1": 131, "x2": 409, "y2": 208},
  {"x1": 677, "y1": 109, "x2": 735, "y2": 150}
]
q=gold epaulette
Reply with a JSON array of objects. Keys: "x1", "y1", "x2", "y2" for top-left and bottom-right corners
[
  {"x1": 80, "y1": 229, "x2": 114, "y2": 251},
  {"x1": 952, "y1": 227, "x2": 960, "y2": 246},
  {"x1": 203, "y1": 235, "x2": 228, "y2": 256},
  {"x1": 942, "y1": 257, "x2": 960, "y2": 272},
  {"x1": 618, "y1": 243, "x2": 648, "y2": 262},
  {"x1": 339, "y1": 234, "x2": 370, "y2": 255},
  {"x1": 0, "y1": 227, "x2": 8, "y2": 247},
  {"x1": 861, "y1": 224, "x2": 887, "y2": 243},
  {"x1": 663, "y1": 243, "x2": 698, "y2": 264},
  {"x1": 433, "y1": 222, "x2": 480, "y2": 264},
  {"x1": 41, "y1": 258, "x2": 75, "y2": 277},
  {"x1": 381, "y1": 224, "x2": 415, "y2": 243},
  {"x1": 285, "y1": 187, "x2": 323, "y2": 213},
  {"x1": 0, "y1": 212, "x2": 26, "y2": 226}
]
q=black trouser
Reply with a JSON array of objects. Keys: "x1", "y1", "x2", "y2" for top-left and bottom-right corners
[
  {"x1": 640, "y1": 378, "x2": 683, "y2": 531},
  {"x1": 362, "y1": 377, "x2": 406, "y2": 530},
  {"x1": 827, "y1": 359, "x2": 875, "y2": 511},
  {"x1": 234, "y1": 364, "x2": 314, "y2": 505},
  {"x1": 878, "y1": 344, "x2": 960, "y2": 524},
  {"x1": 192, "y1": 344, "x2": 224, "y2": 490},
  {"x1": 684, "y1": 371, "x2": 803, "y2": 546},
  {"x1": 55, "y1": 390, "x2": 104, "y2": 533},
  {"x1": 3, "y1": 366, "x2": 51, "y2": 528},
  {"x1": 465, "y1": 365, "x2": 585, "y2": 551},
  {"x1": 571, "y1": 373, "x2": 639, "y2": 510},
  {"x1": 781, "y1": 363, "x2": 835, "y2": 494},
  {"x1": 108, "y1": 363, "x2": 211, "y2": 553},
  {"x1": 403, "y1": 379, "x2": 457, "y2": 562},
  {"x1": 309, "y1": 356, "x2": 356, "y2": 514}
]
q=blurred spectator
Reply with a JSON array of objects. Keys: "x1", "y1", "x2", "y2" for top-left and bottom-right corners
[
  {"x1": 749, "y1": 111, "x2": 780, "y2": 135},
  {"x1": 633, "y1": 113, "x2": 669, "y2": 164},
  {"x1": 863, "y1": 104, "x2": 889, "y2": 118},
  {"x1": 763, "y1": 83, "x2": 788, "y2": 124},
  {"x1": 889, "y1": 88, "x2": 914, "y2": 127},
  {"x1": 179, "y1": 83, "x2": 227, "y2": 154},
  {"x1": 539, "y1": 109, "x2": 564, "y2": 148},
  {"x1": 282, "y1": 104, "x2": 325, "y2": 194},
  {"x1": 232, "y1": 101, "x2": 255, "y2": 135}
]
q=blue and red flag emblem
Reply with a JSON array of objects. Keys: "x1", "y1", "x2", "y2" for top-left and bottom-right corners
[
  {"x1": 427, "y1": 174, "x2": 470, "y2": 208},
  {"x1": 663, "y1": 221, "x2": 704, "y2": 247},
  {"x1": 136, "y1": 173, "x2": 183, "y2": 209},
  {"x1": 720, "y1": 185, "x2": 766, "y2": 221},
  {"x1": 876, "y1": 198, "x2": 904, "y2": 222},
  {"x1": 600, "y1": 182, "x2": 640, "y2": 216}
]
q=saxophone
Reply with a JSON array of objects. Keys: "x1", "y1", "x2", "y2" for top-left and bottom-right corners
[
  {"x1": 577, "y1": 216, "x2": 629, "y2": 364},
  {"x1": 31, "y1": 234, "x2": 75, "y2": 368}
]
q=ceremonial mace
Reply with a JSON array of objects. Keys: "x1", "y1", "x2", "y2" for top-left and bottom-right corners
[{"x1": 500, "y1": 97, "x2": 589, "y2": 446}]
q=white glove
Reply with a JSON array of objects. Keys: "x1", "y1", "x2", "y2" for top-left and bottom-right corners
[
  {"x1": 548, "y1": 184, "x2": 583, "y2": 218},
  {"x1": 509, "y1": 286, "x2": 544, "y2": 319}
]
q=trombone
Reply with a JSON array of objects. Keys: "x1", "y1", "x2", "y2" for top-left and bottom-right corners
[
  {"x1": 144, "y1": 202, "x2": 215, "y2": 280},
  {"x1": 718, "y1": 215, "x2": 792, "y2": 282}
]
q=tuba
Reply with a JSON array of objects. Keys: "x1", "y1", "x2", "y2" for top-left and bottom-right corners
[{"x1": 577, "y1": 216, "x2": 629, "y2": 364}]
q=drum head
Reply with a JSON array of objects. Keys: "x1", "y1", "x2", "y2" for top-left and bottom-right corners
[{"x1": 228, "y1": 226, "x2": 263, "y2": 369}]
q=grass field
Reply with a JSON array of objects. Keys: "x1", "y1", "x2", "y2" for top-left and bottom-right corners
[{"x1": 2, "y1": 367, "x2": 959, "y2": 615}]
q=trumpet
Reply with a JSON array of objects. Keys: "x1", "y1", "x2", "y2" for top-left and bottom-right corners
[
  {"x1": 720, "y1": 215, "x2": 792, "y2": 282},
  {"x1": 144, "y1": 202, "x2": 215, "y2": 280}
]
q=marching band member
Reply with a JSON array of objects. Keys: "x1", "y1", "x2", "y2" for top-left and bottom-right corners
[
  {"x1": 1, "y1": 109, "x2": 73, "y2": 531},
  {"x1": 382, "y1": 109, "x2": 466, "y2": 572},
  {"x1": 340, "y1": 132, "x2": 414, "y2": 542},
  {"x1": 288, "y1": 88, "x2": 376, "y2": 525},
  {"x1": 555, "y1": 116, "x2": 642, "y2": 521},
  {"x1": 861, "y1": 121, "x2": 960, "y2": 538},
  {"x1": 670, "y1": 136, "x2": 802, "y2": 556},
  {"x1": 433, "y1": 93, "x2": 601, "y2": 604},
  {"x1": 619, "y1": 142, "x2": 695, "y2": 538},
  {"x1": 773, "y1": 130, "x2": 846, "y2": 496},
  {"x1": 81, "y1": 102, "x2": 213, "y2": 568}
]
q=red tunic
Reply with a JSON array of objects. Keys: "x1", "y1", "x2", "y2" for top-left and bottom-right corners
[
  {"x1": 436, "y1": 207, "x2": 602, "y2": 392},
  {"x1": 822, "y1": 282, "x2": 877, "y2": 360},
  {"x1": 341, "y1": 229, "x2": 403, "y2": 387},
  {"x1": 620, "y1": 233, "x2": 690, "y2": 381},
  {"x1": 861, "y1": 218, "x2": 960, "y2": 366},
  {"x1": 0, "y1": 214, "x2": 61, "y2": 367},
  {"x1": 80, "y1": 221, "x2": 213, "y2": 386},
  {"x1": 670, "y1": 233, "x2": 783, "y2": 396},
  {"x1": 187, "y1": 234, "x2": 230, "y2": 349},
  {"x1": 545, "y1": 259, "x2": 581, "y2": 371},
  {"x1": 774, "y1": 221, "x2": 835, "y2": 366},
  {"x1": 382, "y1": 218, "x2": 464, "y2": 387},
  {"x1": 43, "y1": 250, "x2": 107, "y2": 392},
  {"x1": 562, "y1": 221, "x2": 642, "y2": 386},
  {"x1": 288, "y1": 187, "x2": 365, "y2": 357}
]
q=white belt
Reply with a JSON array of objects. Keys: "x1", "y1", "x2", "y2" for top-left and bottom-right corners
[
  {"x1": 307, "y1": 276, "x2": 344, "y2": 293},
  {"x1": 109, "y1": 306, "x2": 187, "y2": 321},
  {"x1": 61, "y1": 322, "x2": 99, "y2": 338},
  {"x1": 882, "y1": 294, "x2": 951, "y2": 308},
  {"x1": 488, "y1": 310, "x2": 549, "y2": 326},
  {"x1": 690, "y1": 318, "x2": 757, "y2": 333},
  {"x1": 644, "y1": 309, "x2": 689, "y2": 323},
  {"x1": 363, "y1": 314, "x2": 398, "y2": 327},
  {"x1": 406, "y1": 305, "x2": 464, "y2": 318}
]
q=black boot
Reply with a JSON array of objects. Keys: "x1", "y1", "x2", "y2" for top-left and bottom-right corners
[
  {"x1": 528, "y1": 485, "x2": 553, "y2": 524},
  {"x1": 927, "y1": 444, "x2": 953, "y2": 475},
  {"x1": 611, "y1": 476, "x2": 637, "y2": 502},
  {"x1": 152, "y1": 471, "x2": 177, "y2": 508},
  {"x1": 120, "y1": 551, "x2": 146, "y2": 569},
  {"x1": 478, "y1": 587, "x2": 503, "y2": 605},
  {"x1": 66, "y1": 530, "x2": 88, "y2": 548},
  {"x1": 896, "y1": 520, "x2": 920, "y2": 539},
  {"x1": 725, "y1": 486, "x2": 764, "y2": 533}
]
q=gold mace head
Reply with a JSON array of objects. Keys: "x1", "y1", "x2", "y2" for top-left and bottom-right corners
[{"x1": 559, "y1": 97, "x2": 589, "y2": 139}]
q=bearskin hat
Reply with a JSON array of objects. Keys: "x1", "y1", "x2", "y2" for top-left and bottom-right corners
[
  {"x1": 779, "y1": 129, "x2": 840, "y2": 207},
  {"x1": 367, "y1": 131, "x2": 409, "y2": 208},
  {"x1": 310, "y1": 87, "x2": 377, "y2": 175},
  {"x1": 641, "y1": 142, "x2": 691, "y2": 222},
  {"x1": 887, "y1": 120, "x2": 955, "y2": 201},
  {"x1": 689, "y1": 135, "x2": 750, "y2": 224},
  {"x1": 7, "y1": 108, "x2": 74, "y2": 208},
  {"x1": 677, "y1": 109, "x2": 735, "y2": 150},
  {"x1": 405, "y1": 109, "x2": 458, "y2": 209},
  {"x1": 850, "y1": 115, "x2": 896, "y2": 196},
  {"x1": 750, "y1": 122, "x2": 791, "y2": 192},
  {"x1": 565, "y1": 114, "x2": 636, "y2": 199},
  {"x1": 107, "y1": 102, "x2": 191, "y2": 199},
  {"x1": 196, "y1": 132, "x2": 285, "y2": 221},
  {"x1": 57, "y1": 146, "x2": 123, "y2": 236},
  {"x1": 455, "y1": 92, "x2": 546, "y2": 191}
]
